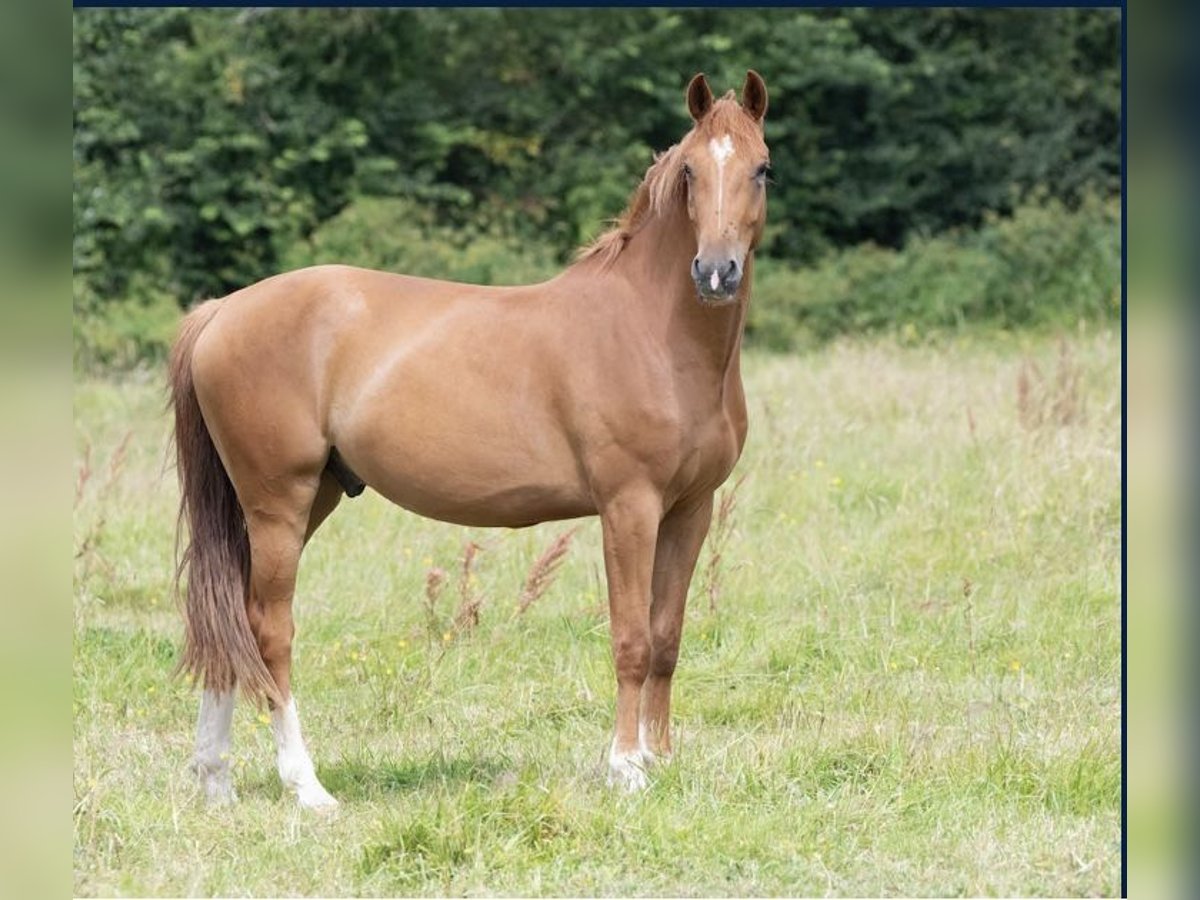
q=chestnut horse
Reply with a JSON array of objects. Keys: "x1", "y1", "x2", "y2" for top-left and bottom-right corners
[{"x1": 172, "y1": 71, "x2": 770, "y2": 808}]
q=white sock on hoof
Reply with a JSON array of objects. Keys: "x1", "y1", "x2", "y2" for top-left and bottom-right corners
[
  {"x1": 607, "y1": 737, "x2": 650, "y2": 792},
  {"x1": 271, "y1": 697, "x2": 338, "y2": 811},
  {"x1": 637, "y1": 721, "x2": 659, "y2": 768},
  {"x1": 192, "y1": 690, "x2": 237, "y2": 805}
]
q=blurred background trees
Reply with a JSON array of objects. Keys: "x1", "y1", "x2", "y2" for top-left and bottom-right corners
[{"x1": 73, "y1": 7, "x2": 1120, "y2": 367}]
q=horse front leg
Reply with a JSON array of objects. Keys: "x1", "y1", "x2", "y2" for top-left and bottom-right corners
[
  {"x1": 643, "y1": 492, "x2": 714, "y2": 762},
  {"x1": 599, "y1": 487, "x2": 663, "y2": 791}
]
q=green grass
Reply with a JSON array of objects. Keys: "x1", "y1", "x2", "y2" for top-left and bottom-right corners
[{"x1": 73, "y1": 328, "x2": 1120, "y2": 897}]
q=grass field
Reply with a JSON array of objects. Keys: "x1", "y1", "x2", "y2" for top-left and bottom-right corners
[{"x1": 73, "y1": 327, "x2": 1121, "y2": 897}]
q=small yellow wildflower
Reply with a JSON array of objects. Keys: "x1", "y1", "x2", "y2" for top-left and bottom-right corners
[
  {"x1": 422, "y1": 556, "x2": 434, "y2": 567},
  {"x1": 257, "y1": 712, "x2": 270, "y2": 726},
  {"x1": 1009, "y1": 659, "x2": 1021, "y2": 672},
  {"x1": 442, "y1": 631, "x2": 452, "y2": 643},
  {"x1": 830, "y1": 476, "x2": 842, "y2": 488},
  {"x1": 397, "y1": 639, "x2": 408, "y2": 649}
]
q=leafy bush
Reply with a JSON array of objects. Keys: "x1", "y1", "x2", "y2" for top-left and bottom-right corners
[
  {"x1": 747, "y1": 193, "x2": 1119, "y2": 350},
  {"x1": 72, "y1": 194, "x2": 1118, "y2": 372},
  {"x1": 73, "y1": 8, "x2": 1119, "y2": 313},
  {"x1": 283, "y1": 196, "x2": 561, "y2": 287},
  {"x1": 73, "y1": 276, "x2": 180, "y2": 372}
]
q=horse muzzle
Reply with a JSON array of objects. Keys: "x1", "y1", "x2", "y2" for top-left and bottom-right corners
[{"x1": 692, "y1": 255, "x2": 742, "y2": 303}]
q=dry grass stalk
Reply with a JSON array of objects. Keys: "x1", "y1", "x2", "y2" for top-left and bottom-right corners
[
  {"x1": 1016, "y1": 340, "x2": 1084, "y2": 431},
  {"x1": 75, "y1": 440, "x2": 94, "y2": 509},
  {"x1": 517, "y1": 527, "x2": 579, "y2": 616},
  {"x1": 422, "y1": 566, "x2": 447, "y2": 641},
  {"x1": 1051, "y1": 339, "x2": 1084, "y2": 426},
  {"x1": 962, "y1": 576, "x2": 977, "y2": 676},
  {"x1": 702, "y1": 473, "x2": 748, "y2": 613},
  {"x1": 425, "y1": 566, "x2": 447, "y2": 607},
  {"x1": 74, "y1": 431, "x2": 133, "y2": 566},
  {"x1": 452, "y1": 541, "x2": 485, "y2": 635}
]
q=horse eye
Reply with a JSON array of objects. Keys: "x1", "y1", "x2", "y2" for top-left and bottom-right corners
[
  {"x1": 754, "y1": 163, "x2": 770, "y2": 181},
  {"x1": 682, "y1": 164, "x2": 693, "y2": 179}
]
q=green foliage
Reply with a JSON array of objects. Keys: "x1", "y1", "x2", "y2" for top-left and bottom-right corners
[
  {"x1": 73, "y1": 289, "x2": 180, "y2": 373},
  {"x1": 70, "y1": 191, "x2": 1120, "y2": 370},
  {"x1": 74, "y1": 9, "x2": 368, "y2": 307},
  {"x1": 74, "y1": 8, "x2": 1119, "y2": 321},
  {"x1": 283, "y1": 197, "x2": 559, "y2": 287},
  {"x1": 747, "y1": 193, "x2": 1119, "y2": 351}
]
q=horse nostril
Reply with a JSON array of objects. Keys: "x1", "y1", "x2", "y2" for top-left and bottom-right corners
[
  {"x1": 725, "y1": 259, "x2": 740, "y2": 279},
  {"x1": 691, "y1": 256, "x2": 702, "y2": 279}
]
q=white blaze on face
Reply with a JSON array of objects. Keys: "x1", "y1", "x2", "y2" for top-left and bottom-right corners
[{"x1": 708, "y1": 134, "x2": 736, "y2": 232}]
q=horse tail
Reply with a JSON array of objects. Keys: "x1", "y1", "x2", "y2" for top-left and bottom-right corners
[{"x1": 169, "y1": 299, "x2": 280, "y2": 706}]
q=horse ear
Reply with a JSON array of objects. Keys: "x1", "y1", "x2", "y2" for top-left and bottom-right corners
[
  {"x1": 686, "y1": 73, "x2": 714, "y2": 122},
  {"x1": 741, "y1": 70, "x2": 768, "y2": 123}
]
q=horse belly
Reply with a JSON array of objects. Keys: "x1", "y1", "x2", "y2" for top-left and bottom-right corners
[{"x1": 333, "y1": 395, "x2": 592, "y2": 528}]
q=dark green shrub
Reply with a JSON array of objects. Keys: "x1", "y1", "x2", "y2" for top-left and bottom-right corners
[{"x1": 747, "y1": 193, "x2": 1119, "y2": 350}]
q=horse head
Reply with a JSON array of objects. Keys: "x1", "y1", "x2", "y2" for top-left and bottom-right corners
[{"x1": 678, "y1": 70, "x2": 770, "y2": 304}]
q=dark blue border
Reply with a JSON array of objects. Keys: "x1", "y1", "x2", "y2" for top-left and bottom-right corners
[{"x1": 72, "y1": 1, "x2": 1123, "y2": 8}]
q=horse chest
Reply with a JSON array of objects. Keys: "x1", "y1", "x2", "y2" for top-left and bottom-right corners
[{"x1": 663, "y1": 402, "x2": 744, "y2": 499}]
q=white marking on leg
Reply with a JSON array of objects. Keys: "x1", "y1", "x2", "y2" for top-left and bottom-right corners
[
  {"x1": 607, "y1": 736, "x2": 650, "y2": 793},
  {"x1": 640, "y1": 718, "x2": 674, "y2": 765},
  {"x1": 192, "y1": 689, "x2": 236, "y2": 805},
  {"x1": 638, "y1": 719, "x2": 660, "y2": 769},
  {"x1": 272, "y1": 697, "x2": 338, "y2": 811},
  {"x1": 708, "y1": 134, "x2": 735, "y2": 231}
]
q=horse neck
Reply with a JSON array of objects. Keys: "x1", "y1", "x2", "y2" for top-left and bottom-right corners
[{"x1": 612, "y1": 201, "x2": 750, "y2": 385}]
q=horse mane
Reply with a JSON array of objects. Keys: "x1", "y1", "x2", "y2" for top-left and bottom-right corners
[
  {"x1": 573, "y1": 143, "x2": 686, "y2": 269},
  {"x1": 574, "y1": 94, "x2": 759, "y2": 269}
]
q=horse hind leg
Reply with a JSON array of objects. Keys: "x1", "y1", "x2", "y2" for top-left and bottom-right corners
[
  {"x1": 305, "y1": 471, "x2": 344, "y2": 544},
  {"x1": 192, "y1": 689, "x2": 236, "y2": 804},
  {"x1": 244, "y1": 474, "x2": 339, "y2": 811}
]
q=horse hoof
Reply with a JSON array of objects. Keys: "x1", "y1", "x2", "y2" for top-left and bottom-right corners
[
  {"x1": 296, "y1": 783, "x2": 339, "y2": 814},
  {"x1": 203, "y1": 782, "x2": 238, "y2": 806},
  {"x1": 607, "y1": 749, "x2": 650, "y2": 793},
  {"x1": 193, "y1": 763, "x2": 238, "y2": 806}
]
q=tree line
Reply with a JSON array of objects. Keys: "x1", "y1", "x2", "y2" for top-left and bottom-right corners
[{"x1": 73, "y1": 7, "x2": 1119, "y2": 320}]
